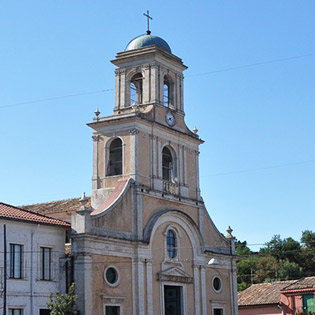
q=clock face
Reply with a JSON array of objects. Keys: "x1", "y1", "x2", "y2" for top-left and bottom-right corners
[{"x1": 166, "y1": 112, "x2": 175, "y2": 126}]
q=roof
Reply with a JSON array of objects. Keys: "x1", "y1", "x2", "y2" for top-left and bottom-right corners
[
  {"x1": 21, "y1": 197, "x2": 91, "y2": 216},
  {"x1": 282, "y1": 277, "x2": 315, "y2": 291},
  {"x1": 125, "y1": 34, "x2": 172, "y2": 54},
  {"x1": 0, "y1": 202, "x2": 70, "y2": 228},
  {"x1": 238, "y1": 281, "x2": 296, "y2": 307}
]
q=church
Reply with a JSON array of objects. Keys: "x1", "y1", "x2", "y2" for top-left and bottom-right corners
[{"x1": 24, "y1": 26, "x2": 238, "y2": 315}]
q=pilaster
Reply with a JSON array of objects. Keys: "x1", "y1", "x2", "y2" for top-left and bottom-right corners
[{"x1": 194, "y1": 266, "x2": 201, "y2": 315}]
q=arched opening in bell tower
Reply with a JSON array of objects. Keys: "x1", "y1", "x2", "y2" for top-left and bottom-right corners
[
  {"x1": 163, "y1": 75, "x2": 173, "y2": 107},
  {"x1": 162, "y1": 146, "x2": 176, "y2": 182},
  {"x1": 107, "y1": 138, "x2": 123, "y2": 176},
  {"x1": 130, "y1": 73, "x2": 143, "y2": 106}
]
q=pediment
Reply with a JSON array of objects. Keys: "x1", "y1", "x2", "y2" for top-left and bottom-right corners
[{"x1": 158, "y1": 267, "x2": 193, "y2": 283}]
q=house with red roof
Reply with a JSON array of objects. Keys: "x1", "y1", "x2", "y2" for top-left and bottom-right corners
[
  {"x1": 238, "y1": 277, "x2": 315, "y2": 315},
  {"x1": 0, "y1": 202, "x2": 70, "y2": 315},
  {"x1": 280, "y1": 277, "x2": 315, "y2": 315}
]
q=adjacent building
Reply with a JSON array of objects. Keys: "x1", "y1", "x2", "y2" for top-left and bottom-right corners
[
  {"x1": 238, "y1": 277, "x2": 315, "y2": 315},
  {"x1": 0, "y1": 202, "x2": 70, "y2": 315}
]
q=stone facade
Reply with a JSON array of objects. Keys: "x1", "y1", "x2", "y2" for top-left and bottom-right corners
[{"x1": 69, "y1": 34, "x2": 239, "y2": 315}]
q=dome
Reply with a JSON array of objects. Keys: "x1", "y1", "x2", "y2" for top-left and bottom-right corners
[{"x1": 125, "y1": 34, "x2": 172, "y2": 54}]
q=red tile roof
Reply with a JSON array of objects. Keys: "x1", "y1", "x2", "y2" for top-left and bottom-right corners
[
  {"x1": 282, "y1": 276, "x2": 315, "y2": 291},
  {"x1": 0, "y1": 202, "x2": 70, "y2": 228},
  {"x1": 21, "y1": 197, "x2": 91, "y2": 215},
  {"x1": 238, "y1": 281, "x2": 296, "y2": 307}
]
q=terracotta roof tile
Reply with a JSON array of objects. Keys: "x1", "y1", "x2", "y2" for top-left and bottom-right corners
[
  {"x1": 282, "y1": 277, "x2": 315, "y2": 291},
  {"x1": 21, "y1": 197, "x2": 91, "y2": 215},
  {"x1": 238, "y1": 281, "x2": 296, "y2": 306},
  {"x1": 0, "y1": 202, "x2": 70, "y2": 228}
]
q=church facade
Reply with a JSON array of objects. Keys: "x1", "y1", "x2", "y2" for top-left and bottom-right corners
[{"x1": 70, "y1": 32, "x2": 239, "y2": 315}]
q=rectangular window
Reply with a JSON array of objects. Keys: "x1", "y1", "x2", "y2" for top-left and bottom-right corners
[
  {"x1": 40, "y1": 247, "x2": 52, "y2": 280},
  {"x1": 105, "y1": 305, "x2": 120, "y2": 315},
  {"x1": 9, "y1": 309, "x2": 23, "y2": 315},
  {"x1": 213, "y1": 308, "x2": 223, "y2": 315},
  {"x1": 39, "y1": 309, "x2": 51, "y2": 315},
  {"x1": 10, "y1": 244, "x2": 23, "y2": 279}
]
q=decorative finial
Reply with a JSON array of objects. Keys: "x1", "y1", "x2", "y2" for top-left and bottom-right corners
[
  {"x1": 94, "y1": 108, "x2": 100, "y2": 121},
  {"x1": 226, "y1": 225, "x2": 234, "y2": 239},
  {"x1": 79, "y1": 192, "x2": 88, "y2": 208},
  {"x1": 193, "y1": 126, "x2": 198, "y2": 134},
  {"x1": 143, "y1": 10, "x2": 153, "y2": 35}
]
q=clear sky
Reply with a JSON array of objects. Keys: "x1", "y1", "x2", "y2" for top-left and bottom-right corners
[{"x1": 1, "y1": 1, "x2": 314, "y2": 250}]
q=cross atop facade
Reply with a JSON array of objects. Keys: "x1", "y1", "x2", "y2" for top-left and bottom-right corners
[{"x1": 143, "y1": 10, "x2": 153, "y2": 35}]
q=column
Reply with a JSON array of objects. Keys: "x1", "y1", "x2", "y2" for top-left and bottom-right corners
[
  {"x1": 74, "y1": 254, "x2": 93, "y2": 315},
  {"x1": 195, "y1": 150, "x2": 201, "y2": 199},
  {"x1": 183, "y1": 146, "x2": 187, "y2": 186},
  {"x1": 146, "y1": 260, "x2": 153, "y2": 315},
  {"x1": 92, "y1": 134, "x2": 100, "y2": 190},
  {"x1": 129, "y1": 129, "x2": 139, "y2": 182},
  {"x1": 194, "y1": 266, "x2": 201, "y2": 315},
  {"x1": 201, "y1": 267, "x2": 207, "y2": 315},
  {"x1": 132, "y1": 258, "x2": 145, "y2": 314}
]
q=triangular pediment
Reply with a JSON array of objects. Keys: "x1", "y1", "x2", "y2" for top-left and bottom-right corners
[{"x1": 158, "y1": 267, "x2": 193, "y2": 283}]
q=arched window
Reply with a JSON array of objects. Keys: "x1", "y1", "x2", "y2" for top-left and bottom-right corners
[
  {"x1": 163, "y1": 76, "x2": 172, "y2": 107},
  {"x1": 162, "y1": 147, "x2": 173, "y2": 181},
  {"x1": 108, "y1": 138, "x2": 122, "y2": 176},
  {"x1": 166, "y1": 230, "x2": 177, "y2": 258},
  {"x1": 130, "y1": 73, "x2": 143, "y2": 106}
]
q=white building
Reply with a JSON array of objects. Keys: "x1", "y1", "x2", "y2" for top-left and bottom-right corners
[{"x1": 0, "y1": 202, "x2": 70, "y2": 315}]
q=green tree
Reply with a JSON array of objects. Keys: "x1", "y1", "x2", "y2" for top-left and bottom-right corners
[
  {"x1": 47, "y1": 283, "x2": 78, "y2": 315},
  {"x1": 263, "y1": 235, "x2": 301, "y2": 264},
  {"x1": 278, "y1": 260, "x2": 303, "y2": 280},
  {"x1": 253, "y1": 256, "x2": 278, "y2": 283},
  {"x1": 300, "y1": 230, "x2": 315, "y2": 276}
]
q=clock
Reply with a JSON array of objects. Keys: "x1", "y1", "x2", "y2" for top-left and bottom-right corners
[{"x1": 166, "y1": 111, "x2": 175, "y2": 126}]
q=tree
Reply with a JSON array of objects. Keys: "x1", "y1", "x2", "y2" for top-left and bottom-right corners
[
  {"x1": 300, "y1": 230, "x2": 315, "y2": 276},
  {"x1": 47, "y1": 283, "x2": 78, "y2": 315},
  {"x1": 278, "y1": 260, "x2": 303, "y2": 280},
  {"x1": 263, "y1": 235, "x2": 301, "y2": 264}
]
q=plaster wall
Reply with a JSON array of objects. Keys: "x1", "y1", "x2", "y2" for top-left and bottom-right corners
[
  {"x1": 0, "y1": 220, "x2": 66, "y2": 314},
  {"x1": 239, "y1": 305, "x2": 281, "y2": 315}
]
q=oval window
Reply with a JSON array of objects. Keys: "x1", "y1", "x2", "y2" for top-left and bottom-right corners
[
  {"x1": 213, "y1": 276, "x2": 222, "y2": 292},
  {"x1": 105, "y1": 267, "x2": 119, "y2": 286}
]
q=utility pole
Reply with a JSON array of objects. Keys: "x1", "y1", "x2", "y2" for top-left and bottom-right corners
[{"x1": 4, "y1": 224, "x2": 7, "y2": 315}]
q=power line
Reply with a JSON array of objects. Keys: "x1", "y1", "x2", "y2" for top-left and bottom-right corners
[
  {"x1": 186, "y1": 53, "x2": 315, "y2": 77},
  {"x1": 0, "y1": 89, "x2": 114, "y2": 109},
  {"x1": 1, "y1": 52, "x2": 314, "y2": 110}
]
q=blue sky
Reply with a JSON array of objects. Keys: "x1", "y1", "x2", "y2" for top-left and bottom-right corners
[{"x1": 1, "y1": 1, "x2": 314, "y2": 250}]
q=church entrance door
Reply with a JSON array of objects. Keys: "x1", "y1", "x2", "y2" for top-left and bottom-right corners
[{"x1": 164, "y1": 285, "x2": 182, "y2": 315}]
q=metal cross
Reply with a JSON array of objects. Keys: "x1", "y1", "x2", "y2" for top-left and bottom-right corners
[{"x1": 143, "y1": 10, "x2": 153, "y2": 34}]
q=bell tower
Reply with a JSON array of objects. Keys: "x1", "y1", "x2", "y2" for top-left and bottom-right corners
[
  {"x1": 88, "y1": 33, "x2": 203, "y2": 209},
  {"x1": 112, "y1": 35, "x2": 186, "y2": 114}
]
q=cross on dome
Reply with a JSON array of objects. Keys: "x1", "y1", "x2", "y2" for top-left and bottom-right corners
[{"x1": 143, "y1": 10, "x2": 153, "y2": 35}]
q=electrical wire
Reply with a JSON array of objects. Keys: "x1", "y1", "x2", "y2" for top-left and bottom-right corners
[
  {"x1": 186, "y1": 53, "x2": 315, "y2": 77},
  {"x1": 0, "y1": 52, "x2": 314, "y2": 110},
  {"x1": 0, "y1": 89, "x2": 114, "y2": 109}
]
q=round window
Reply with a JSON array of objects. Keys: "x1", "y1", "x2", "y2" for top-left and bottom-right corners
[
  {"x1": 213, "y1": 276, "x2": 222, "y2": 292},
  {"x1": 105, "y1": 267, "x2": 119, "y2": 286}
]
